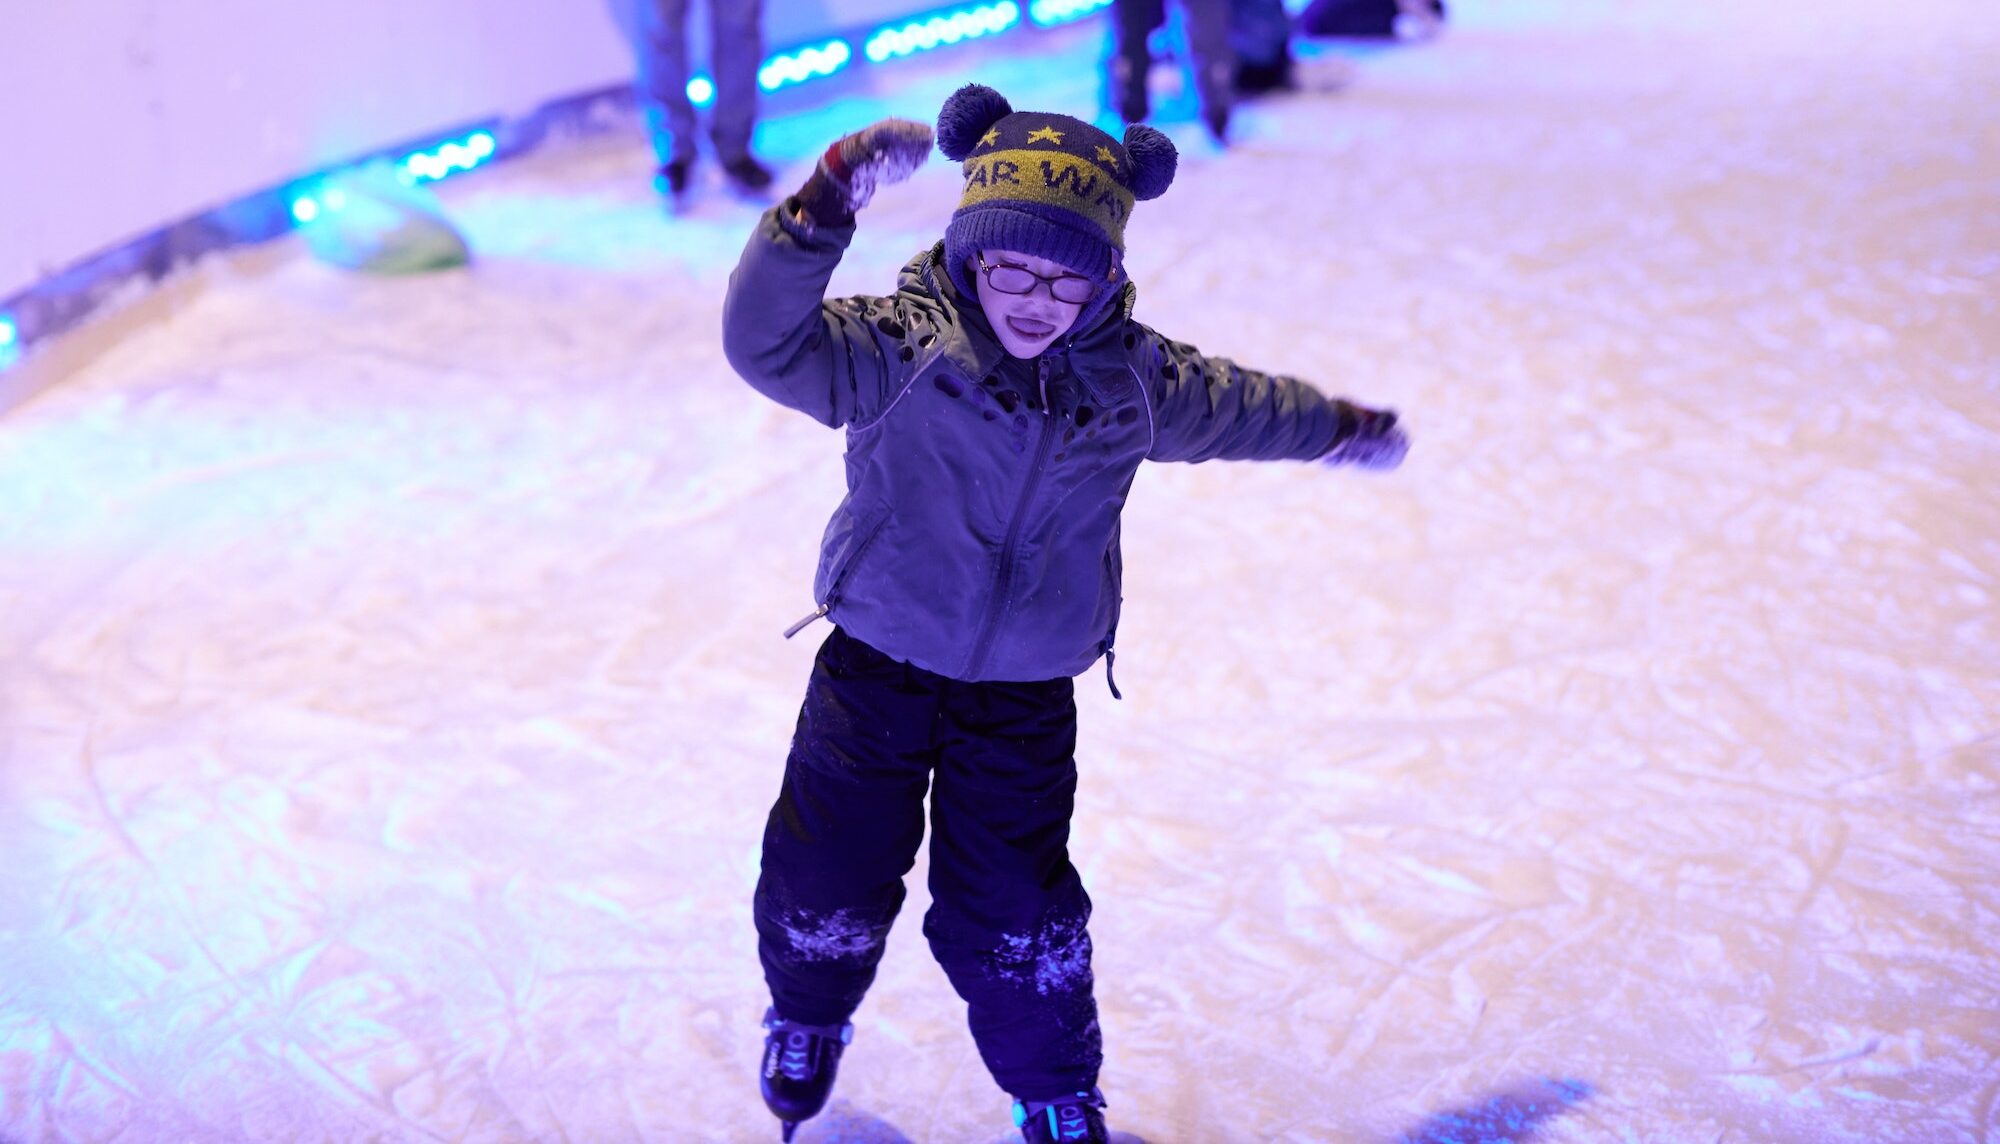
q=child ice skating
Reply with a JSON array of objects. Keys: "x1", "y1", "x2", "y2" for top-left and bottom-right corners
[{"x1": 722, "y1": 83, "x2": 1409, "y2": 1142}]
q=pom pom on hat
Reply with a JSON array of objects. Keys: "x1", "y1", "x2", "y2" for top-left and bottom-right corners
[
  {"x1": 1121, "y1": 124, "x2": 1177, "y2": 201},
  {"x1": 936, "y1": 84, "x2": 1013, "y2": 161}
]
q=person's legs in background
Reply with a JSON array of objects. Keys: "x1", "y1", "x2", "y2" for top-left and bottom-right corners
[
  {"x1": 1108, "y1": 0, "x2": 1166, "y2": 124},
  {"x1": 1108, "y1": 0, "x2": 1237, "y2": 142},
  {"x1": 633, "y1": 0, "x2": 698, "y2": 195},
  {"x1": 1230, "y1": 0, "x2": 1297, "y2": 95},
  {"x1": 1179, "y1": 0, "x2": 1239, "y2": 140},
  {"x1": 707, "y1": 0, "x2": 773, "y2": 189}
]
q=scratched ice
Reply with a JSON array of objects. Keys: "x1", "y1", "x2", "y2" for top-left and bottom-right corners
[{"x1": 1, "y1": 0, "x2": 1996, "y2": 1140}]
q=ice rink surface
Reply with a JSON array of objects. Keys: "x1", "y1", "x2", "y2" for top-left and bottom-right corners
[{"x1": 3, "y1": 0, "x2": 1997, "y2": 1140}]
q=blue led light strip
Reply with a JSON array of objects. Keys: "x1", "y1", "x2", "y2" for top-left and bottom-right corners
[
  {"x1": 291, "y1": 3, "x2": 1086, "y2": 221},
  {"x1": 399, "y1": 130, "x2": 499, "y2": 183},
  {"x1": 286, "y1": 130, "x2": 498, "y2": 224},
  {"x1": 1028, "y1": 0, "x2": 1112, "y2": 26},
  {"x1": 760, "y1": 38, "x2": 854, "y2": 91},
  {"x1": 275, "y1": 0, "x2": 1099, "y2": 230},
  {"x1": 865, "y1": 2, "x2": 1022, "y2": 62}
]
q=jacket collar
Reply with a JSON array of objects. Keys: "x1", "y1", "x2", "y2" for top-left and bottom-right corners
[{"x1": 903, "y1": 243, "x2": 1138, "y2": 403}]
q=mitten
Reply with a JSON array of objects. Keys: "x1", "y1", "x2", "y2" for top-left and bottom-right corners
[
  {"x1": 794, "y1": 118, "x2": 935, "y2": 228},
  {"x1": 1320, "y1": 406, "x2": 1409, "y2": 471}
]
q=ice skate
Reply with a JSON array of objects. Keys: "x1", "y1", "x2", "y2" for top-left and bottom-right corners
[
  {"x1": 759, "y1": 1008, "x2": 852, "y2": 1141},
  {"x1": 1013, "y1": 1089, "x2": 1109, "y2": 1144},
  {"x1": 722, "y1": 153, "x2": 776, "y2": 192}
]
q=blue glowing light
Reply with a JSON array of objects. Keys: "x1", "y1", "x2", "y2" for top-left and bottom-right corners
[
  {"x1": 1028, "y1": 0, "x2": 1111, "y2": 26},
  {"x1": 397, "y1": 131, "x2": 499, "y2": 184},
  {"x1": 758, "y1": 39, "x2": 853, "y2": 91},
  {"x1": 865, "y1": 2, "x2": 1020, "y2": 63},
  {"x1": 687, "y1": 76, "x2": 716, "y2": 106},
  {"x1": 291, "y1": 197, "x2": 321, "y2": 223},
  {"x1": 0, "y1": 316, "x2": 17, "y2": 348}
]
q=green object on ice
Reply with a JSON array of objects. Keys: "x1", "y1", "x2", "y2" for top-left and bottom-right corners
[{"x1": 299, "y1": 162, "x2": 471, "y2": 274}]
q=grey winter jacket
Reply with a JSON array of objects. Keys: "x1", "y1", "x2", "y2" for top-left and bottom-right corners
[{"x1": 723, "y1": 205, "x2": 1365, "y2": 685}]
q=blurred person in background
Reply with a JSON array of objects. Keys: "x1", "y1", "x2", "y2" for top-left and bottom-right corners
[
  {"x1": 1108, "y1": 0, "x2": 1236, "y2": 141},
  {"x1": 1230, "y1": 0, "x2": 1297, "y2": 95},
  {"x1": 632, "y1": 0, "x2": 774, "y2": 199},
  {"x1": 1299, "y1": 0, "x2": 1445, "y2": 39}
]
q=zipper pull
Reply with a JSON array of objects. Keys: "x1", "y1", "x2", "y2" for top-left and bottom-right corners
[
  {"x1": 1103, "y1": 644, "x2": 1122, "y2": 700},
  {"x1": 1038, "y1": 357, "x2": 1053, "y2": 416},
  {"x1": 783, "y1": 603, "x2": 830, "y2": 639}
]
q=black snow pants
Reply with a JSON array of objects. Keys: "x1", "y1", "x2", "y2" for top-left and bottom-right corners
[{"x1": 753, "y1": 626, "x2": 1101, "y2": 1102}]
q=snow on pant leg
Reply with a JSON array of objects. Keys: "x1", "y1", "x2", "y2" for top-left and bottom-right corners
[
  {"x1": 706, "y1": 0, "x2": 764, "y2": 162},
  {"x1": 922, "y1": 675, "x2": 1101, "y2": 1102},
  {"x1": 1179, "y1": 0, "x2": 1238, "y2": 119},
  {"x1": 755, "y1": 628, "x2": 940, "y2": 1026},
  {"x1": 1108, "y1": 0, "x2": 1166, "y2": 119},
  {"x1": 633, "y1": 0, "x2": 697, "y2": 165}
]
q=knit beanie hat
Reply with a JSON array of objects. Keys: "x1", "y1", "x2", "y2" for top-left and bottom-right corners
[{"x1": 936, "y1": 84, "x2": 1177, "y2": 311}]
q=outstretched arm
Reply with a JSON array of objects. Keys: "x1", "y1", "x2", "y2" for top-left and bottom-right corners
[
  {"x1": 1137, "y1": 328, "x2": 1409, "y2": 469},
  {"x1": 720, "y1": 119, "x2": 934, "y2": 428}
]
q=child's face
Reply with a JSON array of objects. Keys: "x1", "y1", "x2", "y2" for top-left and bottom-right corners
[{"x1": 972, "y1": 248, "x2": 1090, "y2": 359}]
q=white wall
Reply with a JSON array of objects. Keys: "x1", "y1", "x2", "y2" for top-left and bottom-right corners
[{"x1": 0, "y1": 0, "x2": 936, "y2": 300}]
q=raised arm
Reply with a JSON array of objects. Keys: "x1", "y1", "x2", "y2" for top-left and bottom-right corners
[
  {"x1": 720, "y1": 118, "x2": 934, "y2": 428},
  {"x1": 1136, "y1": 328, "x2": 1408, "y2": 469}
]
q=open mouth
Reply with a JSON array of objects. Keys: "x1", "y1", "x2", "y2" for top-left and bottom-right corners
[{"x1": 1006, "y1": 316, "x2": 1056, "y2": 339}]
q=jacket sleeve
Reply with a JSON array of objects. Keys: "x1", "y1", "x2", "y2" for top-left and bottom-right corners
[
  {"x1": 721, "y1": 203, "x2": 913, "y2": 429},
  {"x1": 1134, "y1": 325, "x2": 1371, "y2": 463}
]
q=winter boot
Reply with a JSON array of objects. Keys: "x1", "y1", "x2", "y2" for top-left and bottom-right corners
[
  {"x1": 654, "y1": 156, "x2": 694, "y2": 198},
  {"x1": 1202, "y1": 102, "x2": 1232, "y2": 144},
  {"x1": 1013, "y1": 1089, "x2": 1109, "y2": 1144},
  {"x1": 1196, "y1": 60, "x2": 1235, "y2": 144},
  {"x1": 722, "y1": 153, "x2": 776, "y2": 191},
  {"x1": 1234, "y1": 45, "x2": 1296, "y2": 96},
  {"x1": 759, "y1": 1008, "x2": 852, "y2": 1141}
]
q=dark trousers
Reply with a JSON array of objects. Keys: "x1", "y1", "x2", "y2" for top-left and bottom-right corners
[
  {"x1": 753, "y1": 627, "x2": 1102, "y2": 1101},
  {"x1": 632, "y1": 0, "x2": 763, "y2": 164},
  {"x1": 1109, "y1": 0, "x2": 1235, "y2": 120}
]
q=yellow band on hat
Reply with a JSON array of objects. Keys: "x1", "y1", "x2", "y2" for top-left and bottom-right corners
[{"x1": 958, "y1": 149, "x2": 1136, "y2": 247}]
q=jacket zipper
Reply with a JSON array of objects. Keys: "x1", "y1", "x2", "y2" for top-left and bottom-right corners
[
  {"x1": 963, "y1": 355, "x2": 1057, "y2": 678},
  {"x1": 783, "y1": 515, "x2": 890, "y2": 639},
  {"x1": 781, "y1": 604, "x2": 829, "y2": 640}
]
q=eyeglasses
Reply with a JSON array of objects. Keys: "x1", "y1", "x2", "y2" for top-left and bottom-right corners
[{"x1": 977, "y1": 255, "x2": 1096, "y2": 305}]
